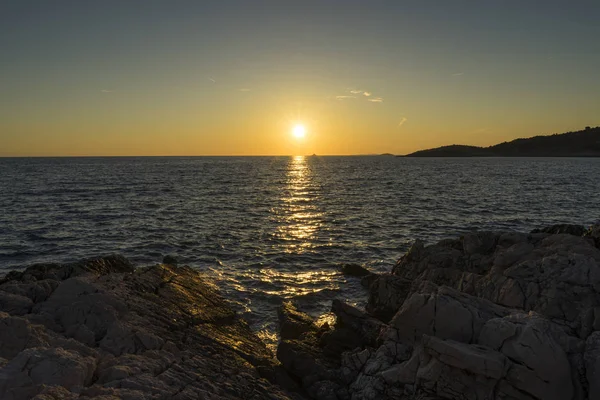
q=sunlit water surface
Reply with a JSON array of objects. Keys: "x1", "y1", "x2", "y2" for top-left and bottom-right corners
[{"x1": 1, "y1": 156, "x2": 599, "y2": 349}]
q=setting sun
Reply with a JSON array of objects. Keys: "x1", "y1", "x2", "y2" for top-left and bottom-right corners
[{"x1": 292, "y1": 124, "x2": 306, "y2": 139}]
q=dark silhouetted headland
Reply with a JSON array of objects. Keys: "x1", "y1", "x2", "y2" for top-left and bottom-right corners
[{"x1": 405, "y1": 126, "x2": 600, "y2": 157}]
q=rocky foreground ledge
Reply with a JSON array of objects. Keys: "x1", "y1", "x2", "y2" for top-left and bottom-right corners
[
  {"x1": 1, "y1": 224, "x2": 600, "y2": 400},
  {"x1": 0, "y1": 257, "x2": 297, "y2": 399},
  {"x1": 277, "y1": 224, "x2": 600, "y2": 400}
]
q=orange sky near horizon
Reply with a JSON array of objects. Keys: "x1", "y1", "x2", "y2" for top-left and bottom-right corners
[{"x1": 1, "y1": 2, "x2": 599, "y2": 156}]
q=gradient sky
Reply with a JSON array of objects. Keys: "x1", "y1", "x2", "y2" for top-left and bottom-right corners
[{"x1": 1, "y1": 1, "x2": 599, "y2": 156}]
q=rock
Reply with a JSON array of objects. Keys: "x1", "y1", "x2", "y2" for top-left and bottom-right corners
[
  {"x1": 278, "y1": 301, "x2": 317, "y2": 340},
  {"x1": 0, "y1": 257, "x2": 293, "y2": 400},
  {"x1": 331, "y1": 300, "x2": 384, "y2": 346},
  {"x1": 0, "y1": 313, "x2": 49, "y2": 359},
  {"x1": 340, "y1": 263, "x2": 372, "y2": 277},
  {"x1": 1, "y1": 255, "x2": 134, "y2": 284},
  {"x1": 531, "y1": 224, "x2": 587, "y2": 236},
  {"x1": 423, "y1": 335, "x2": 509, "y2": 379},
  {"x1": 380, "y1": 347, "x2": 421, "y2": 385},
  {"x1": 0, "y1": 347, "x2": 96, "y2": 397},
  {"x1": 0, "y1": 291, "x2": 33, "y2": 315},
  {"x1": 585, "y1": 223, "x2": 600, "y2": 248},
  {"x1": 389, "y1": 285, "x2": 512, "y2": 345},
  {"x1": 365, "y1": 274, "x2": 412, "y2": 322},
  {"x1": 585, "y1": 332, "x2": 600, "y2": 399},
  {"x1": 275, "y1": 229, "x2": 600, "y2": 400},
  {"x1": 462, "y1": 231, "x2": 498, "y2": 255}
]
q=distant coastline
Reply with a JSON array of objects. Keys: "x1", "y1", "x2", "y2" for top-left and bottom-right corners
[{"x1": 403, "y1": 126, "x2": 600, "y2": 157}]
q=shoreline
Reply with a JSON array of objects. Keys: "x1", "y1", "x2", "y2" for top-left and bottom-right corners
[{"x1": 0, "y1": 223, "x2": 599, "y2": 399}]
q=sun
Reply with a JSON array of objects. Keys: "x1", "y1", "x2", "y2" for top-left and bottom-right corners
[{"x1": 292, "y1": 124, "x2": 306, "y2": 139}]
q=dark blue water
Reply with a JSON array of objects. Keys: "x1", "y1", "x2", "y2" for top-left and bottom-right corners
[{"x1": 1, "y1": 156, "x2": 599, "y2": 347}]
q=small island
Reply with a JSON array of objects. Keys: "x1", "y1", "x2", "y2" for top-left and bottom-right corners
[{"x1": 404, "y1": 126, "x2": 600, "y2": 157}]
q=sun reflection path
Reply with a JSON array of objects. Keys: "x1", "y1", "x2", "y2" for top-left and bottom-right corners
[{"x1": 274, "y1": 156, "x2": 325, "y2": 253}]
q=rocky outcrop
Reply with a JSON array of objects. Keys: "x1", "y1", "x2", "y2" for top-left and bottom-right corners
[
  {"x1": 276, "y1": 227, "x2": 600, "y2": 400},
  {"x1": 0, "y1": 256, "x2": 295, "y2": 400}
]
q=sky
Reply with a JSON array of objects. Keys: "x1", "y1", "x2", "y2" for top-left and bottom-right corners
[{"x1": 1, "y1": 0, "x2": 599, "y2": 156}]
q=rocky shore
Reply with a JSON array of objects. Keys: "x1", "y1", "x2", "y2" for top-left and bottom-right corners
[
  {"x1": 1, "y1": 223, "x2": 599, "y2": 399},
  {"x1": 277, "y1": 223, "x2": 600, "y2": 400},
  {"x1": 0, "y1": 256, "x2": 296, "y2": 399}
]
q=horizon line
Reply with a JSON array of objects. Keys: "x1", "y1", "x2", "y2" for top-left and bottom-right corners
[{"x1": 0, "y1": 154, "x2": 398, "y2": 158}]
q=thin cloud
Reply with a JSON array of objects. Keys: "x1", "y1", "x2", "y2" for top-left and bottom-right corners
[
  {"x1": 336, "y1": 95, "x2": 357, "y2": 100},
  {"x1": 363, "y1": 91, "x2": 372, "y2": 97},
  {"x1": 398, "y1": 117, "x2": 408, "y2": 127},
  {"x1": 239, "y1": 88, "x2": 251, "y2": 92},
  {"x1": 368, "y1": 97, "x2": 383, "y2": 103},
  {"x1": 208, "y1": 77, "x2": 216, "y2": 83},
  {"x1": 452, "y1": 72, "x2": 464, "y2": 76},
  {"x1": 101, "y1": 89, "x2": 112, "y2": 93},
  {"x1": 349, "y1": 90, "x2": 363, "y2": 94}
]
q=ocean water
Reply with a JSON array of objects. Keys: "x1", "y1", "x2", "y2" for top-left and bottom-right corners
[{"x1": 1, "y1": 156, "x2": 599, "y2": 346}]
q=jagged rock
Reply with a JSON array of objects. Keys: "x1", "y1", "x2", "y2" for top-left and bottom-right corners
[
  {"x1": 423, "y1": 335, "x2": 509, "y2": 380},
  {"x1": 365, "y1": 274, "x2": 412, "y2": 322},
  {"x1": 339, "y1": 263, "x2": 372, "y2": 278},
  {"x1": 276, "y1": 229, "x2": 600, "y2": 400},
  {"x1": 391, "y1": 231, "x2": 600, "y2": 338},
  {"x1": 278, "y1": 301, "x2": 317, "y2": 340},
  {"x1": 331, "y1": 300, "x2": 384, "y2": 346},
  {"x1": 0, "y1": 256, "x2": 293, "y2": 400},
  {"x1": 389, "y1": 285, "x2": 512, "y2": 345}
]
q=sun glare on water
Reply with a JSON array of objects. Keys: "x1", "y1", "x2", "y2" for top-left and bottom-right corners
[{"x1": 292, "y1": 124, "x2": 306, "y2": 139}]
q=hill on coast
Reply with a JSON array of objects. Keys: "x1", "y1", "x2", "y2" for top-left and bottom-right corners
[{"x1": 405, "y1": 126, "x2": 600, "y2": 157}]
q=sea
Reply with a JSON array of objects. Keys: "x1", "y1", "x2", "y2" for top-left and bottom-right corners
[{"x1": 1, "y1": 156, "x2": 599, "y2": 349}]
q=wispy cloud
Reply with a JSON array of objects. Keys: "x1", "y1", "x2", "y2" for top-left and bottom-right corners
[
  {"x1": 363, "y1": 91, "x2": 371, "y2": 97},
  {"x1": 336, "y1": 95, "x2": 356, "y2": 100},
  {"x1": 239, "y1": 88, "x2": 251, "y2": 92},
  {"x1": 208, "y1": 77, "x2": 216, "y2": 83},
  {"x1": 349, "y1": 89, "x2": 363, "y2": 94},
  {"x1": 368, "y1": 97, "x2": 383, "y2": 103},
  {"x1": 398, "y1": 117, "x2": 408, "y2": 127},
  {"x1": 101, "y1": 89, "x2": 112, "y2": 93},
  {"x1": 452, "y1": 72, "x2": 464, "y2": 76}
]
